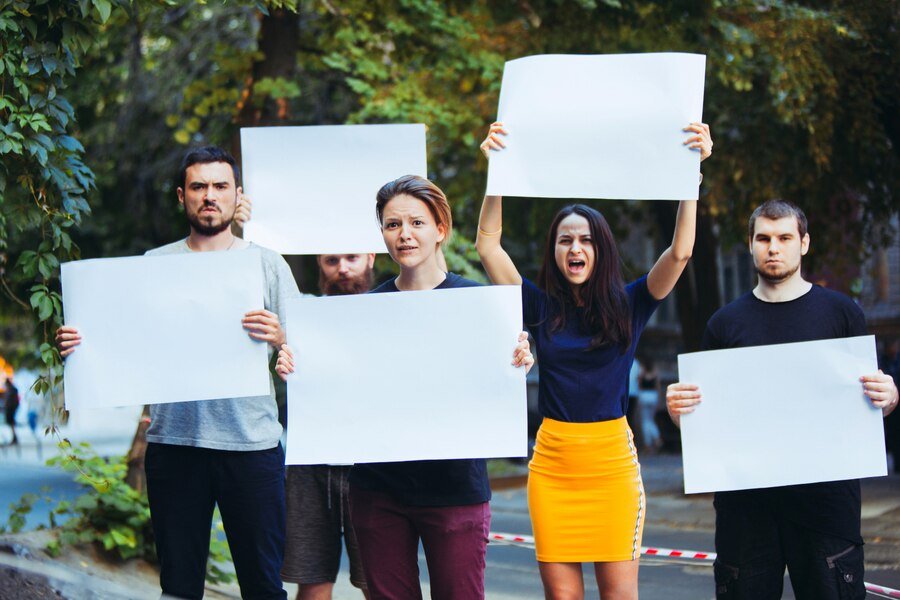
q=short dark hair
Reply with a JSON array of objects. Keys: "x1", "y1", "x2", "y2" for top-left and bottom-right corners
[
  {"x1": 177, "y1": 146, "x2": 240, "y2": 190},
  {"x1": 375, "y1": 175, "x2": 452, "y2": 243},
  {"x1": 748, "y1": 199, "x2": 808, "y2": 239}
]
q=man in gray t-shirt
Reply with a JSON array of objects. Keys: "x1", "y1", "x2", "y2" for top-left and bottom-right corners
[{"x1": 57, "y1": 146, "x2": 298, "y2": 600}]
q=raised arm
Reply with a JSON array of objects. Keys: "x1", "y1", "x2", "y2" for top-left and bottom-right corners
[
  {"x1": 475, "y1": 122, "x2": 522, "y2": 285},
  {"x1": 646, "y1": 122, "x2": 712, "y2": 300}
]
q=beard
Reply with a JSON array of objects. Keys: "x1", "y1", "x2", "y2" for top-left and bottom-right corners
[
  {"x1": 186, "y1": 203, "x2": 234, "y2": 236},
  {"x1": 756, "y1": 260, "x2": 800, "y2": 283},
  {"x1": 319, "y1": 268, "x2": 374, "y2": 296}
]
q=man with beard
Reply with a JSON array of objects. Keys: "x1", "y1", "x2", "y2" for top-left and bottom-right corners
[
  {"x1": 281, "y1": 252, "x2": 374, "y2": 600},
  {"x1": 56, "y1": 146, "x2": 298, "y2": 600},
  {"x1": 666, "y1": 199, "x2": 898, "y2": 600}
]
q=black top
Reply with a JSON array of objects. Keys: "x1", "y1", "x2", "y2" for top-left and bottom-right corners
[
  {"x1": 349, "y1": 272, "x2": 491, "y2": 507},
  {"x1": 522, "y1": 275, "x2": 659, "y2": 422},
  {"x1": 704, "y1": 284, "x2": 867, "y2": 543}
]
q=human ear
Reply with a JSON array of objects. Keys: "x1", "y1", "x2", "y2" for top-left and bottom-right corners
[{"x1": 800, "y1": 233, "x2": 810, "y2": 256}]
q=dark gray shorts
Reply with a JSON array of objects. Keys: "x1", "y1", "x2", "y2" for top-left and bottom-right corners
[{"x1": 281, "y1": 465, "x2": 367, "y2": 588}]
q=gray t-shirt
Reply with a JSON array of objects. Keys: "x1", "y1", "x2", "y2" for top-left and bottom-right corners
[{"x1": 145, "y1": 239, "x2": 300, "y2": 451}]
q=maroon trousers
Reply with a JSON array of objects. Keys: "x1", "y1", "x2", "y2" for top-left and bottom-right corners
[{"x1": 348, "y1": 486, "x2": 490, "y2": 600}]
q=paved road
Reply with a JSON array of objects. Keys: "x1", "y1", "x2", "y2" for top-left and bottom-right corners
[{"x1": 2, "y1": 412, "x2": 898, "y2": 599}]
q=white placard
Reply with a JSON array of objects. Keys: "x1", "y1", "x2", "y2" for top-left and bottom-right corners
[
  {"x1": 678, "y1": 335, "x2": 886, "y2": 494},
  {"x1": 241, "y1": 124, "x2": 427, "y2": 255},
  {"x1": 284, "y1": 285, "x2": 527, "y2": 464},
  {"x1": 61, "y1": 250, "x2": 270, "y2": 409},
  {"x1": 486, "y1": 53, "x2": 706, "y2": 200}
]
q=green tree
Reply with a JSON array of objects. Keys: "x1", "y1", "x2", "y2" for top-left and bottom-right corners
[{"x1": 0, "y1": 0, "x2": 109, "y2": 410}]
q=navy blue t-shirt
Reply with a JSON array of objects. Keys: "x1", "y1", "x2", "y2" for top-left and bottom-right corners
[
  {"x1": 705, "y1": 285, "x2": 868, "y2": 544},
  {"x1": 523, "y1": 275, "x2": 660, "y2": 422},
  {"x1": 349, "y1": 272, "x2": 491, "y2": 507}
]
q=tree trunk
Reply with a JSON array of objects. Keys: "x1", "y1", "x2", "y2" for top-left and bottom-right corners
[
  {"x1": 232, "y1": 7, "x2": 306, "y2": 282},
  {"x1": 651, "y1": 201, "x2": 722, "y2": 352},
  {"x1": 125, "y1": 405, "x2": 151, "y2": 492}
]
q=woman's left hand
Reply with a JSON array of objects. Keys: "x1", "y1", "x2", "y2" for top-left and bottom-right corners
[
  {"x1": 683, "y1": 122, "x2": 713, "y2": 162},
  {"x1": 512, "y1": 331, "x2": 535, "y2": 374}
]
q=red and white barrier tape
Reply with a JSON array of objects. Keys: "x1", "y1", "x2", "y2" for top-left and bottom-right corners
[
  {"x1": 489, "y1": 532, "x2": 534, "y2": 546},
  {"x1": 488, "y1": 532, "x2": 900, "y2": 598},
  {"x1": 865, "y1": 583, "x2": 900, "y2": 599},
  {"x1": 490, "y1": 532, "x2": 716, "y2": 560}
]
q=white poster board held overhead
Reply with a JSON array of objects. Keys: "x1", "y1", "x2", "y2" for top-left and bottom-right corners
[
  {"x1": 678, "y1": 335, "x2": 886, "y2": 494},
  {"x1": 241, "y1": 124, "x2": 427, "y2": 255},
  {"x1": 284, "y1": 285, "x2": 527, "y2": 465},
  {"x1": 486, "y1": 53, "x2": 706, "y2": 200},
  {"x1": 61, "y1": 249, "x2": 270, "y2": 409}
]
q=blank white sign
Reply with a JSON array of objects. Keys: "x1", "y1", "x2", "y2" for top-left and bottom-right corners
[
  {"x1": 284, "y1": 285, "x2": 527, "y2": 464},
  {"x1": 486, "y1": 53, "x2": 706, "y2": 200},
  {"x1": 61, "y1": 250, "x2": 270, "y2": 409},
  {"x1": 241, "y1": 124, "x2": 427, "y2": 255},
  {"x1": 678, "y1": 335, "x2": 886, "y2": 494}
]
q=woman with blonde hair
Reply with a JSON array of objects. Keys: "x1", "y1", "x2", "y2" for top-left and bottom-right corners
[{"x1": 277, "y1": 174, "x2": 533, "y2": 600}]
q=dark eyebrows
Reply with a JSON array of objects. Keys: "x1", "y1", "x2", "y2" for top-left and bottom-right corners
[{"x1": 188, "y1": 180, "x2": 231, "y2": 187}]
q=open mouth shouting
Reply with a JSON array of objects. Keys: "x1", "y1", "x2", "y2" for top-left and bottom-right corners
[{"x1": 567, "y1": 257, "x2": 587, "y2": 275}]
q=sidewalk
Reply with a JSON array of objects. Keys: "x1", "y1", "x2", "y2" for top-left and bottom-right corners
[
  {"x1": 0, "y1": 405, "x2": 142, "y2": 467},
  {"x1": 3, "y1": 426, "x2": 898, "y2": 598},
  {"x1": 639, "y1": 453, "x2": 900, "y2": 571}
]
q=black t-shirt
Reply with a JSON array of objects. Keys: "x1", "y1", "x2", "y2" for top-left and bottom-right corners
[
  {"x1": 704, "y1": 284, "x2": 867, "y2": 543},
  {"x1": 349, "y1": 272, "x2": 491, "y2": 507}
]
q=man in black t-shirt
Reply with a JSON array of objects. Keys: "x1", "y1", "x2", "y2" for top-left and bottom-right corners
[{"x1": 666, "y1": 200, "x2": 898, "y2": 600}]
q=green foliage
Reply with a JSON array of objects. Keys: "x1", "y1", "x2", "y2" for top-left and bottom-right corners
[
  {"x1": 206, "y1": 510, "x2": 235, "y2": 585},
  {"x1": 2, "y1": 441, "x2": 234, "y2": 584},
  {"x1": 43, "y1": 441, "x2": 154, "y2": 561},
  {"x1": 0, "y1": 0, "x2": 110, "y2": 377},
  {"x1": 1, "y1": 492, "x2": 39, "y2": 534},
  {"x1": 4, "y1": 0, "x2": 896, "y2": 355}
]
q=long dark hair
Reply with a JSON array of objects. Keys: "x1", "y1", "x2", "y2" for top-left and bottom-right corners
[{"x1": 536, "y1": 204, "x2": 632, "y2": 351}]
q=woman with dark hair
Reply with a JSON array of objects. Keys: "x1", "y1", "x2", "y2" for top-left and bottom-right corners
[
  {"x1": 276, "y1": 174, "x2": 534, "y2": 600},
  {"x1": 476, "y1": 122, "x2": 712, "y2": 599}
]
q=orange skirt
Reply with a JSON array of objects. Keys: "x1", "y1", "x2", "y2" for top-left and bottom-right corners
[{"x1": 527, "y1": 417, "x2": 645, "y2": 563}]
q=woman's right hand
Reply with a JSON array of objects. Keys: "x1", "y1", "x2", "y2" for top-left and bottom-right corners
[
  {"x1": 479, "y1": 121, "x2": 507, "y2": 160},
  {"x1": 55, "y1": 326, "x2": 81, "y2": 358},
  {"x1": 665, "y1": 382, "x2": 702, "y2": 428},
  {"x1": 275, "y1": 344, "x2": 295, "y2": 382}
]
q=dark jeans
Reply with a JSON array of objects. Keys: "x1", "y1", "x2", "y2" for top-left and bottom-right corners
[
  {"x1": 145, "y1": 442, "x2": 287, "y2": 600},
  {"x1": 714, "y1": 490, "x2": 865, "y2": 600},
  {"x1": 349, "y1": 486, "x2": 490, "y2": 600}
]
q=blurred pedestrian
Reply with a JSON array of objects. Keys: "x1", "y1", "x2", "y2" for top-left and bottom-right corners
[
  {"x1": 3, "y1": 376, "x2": 19, "y2": 446},
  {"x1": 636, "y1": 358, "x2": 661, "y2": 451}
]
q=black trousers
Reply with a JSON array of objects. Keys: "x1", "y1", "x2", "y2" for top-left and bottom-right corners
[
  {"x1": 713, "y1": 489, "x2": 865, "y2": 600},
  {"x1": 145, "y1": 442, "x2": 287, "y2": 600}
]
